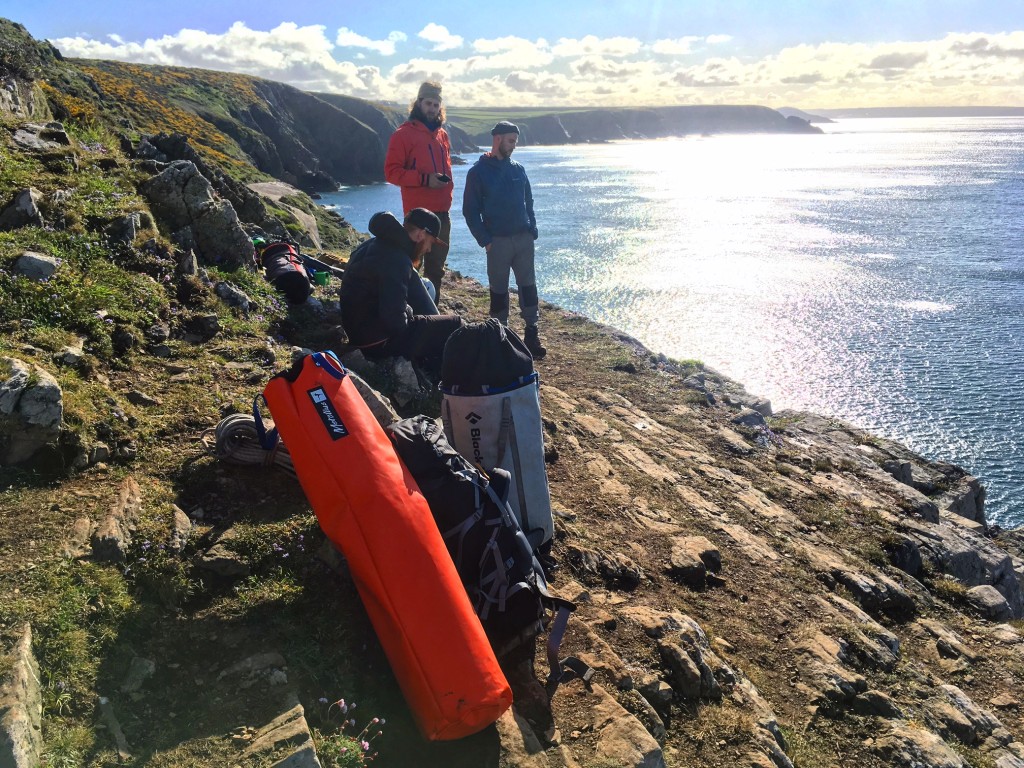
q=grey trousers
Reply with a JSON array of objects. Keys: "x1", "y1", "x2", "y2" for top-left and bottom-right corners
[{"x1": 487, "y1": 230, "x2": 539, "y2": 325}]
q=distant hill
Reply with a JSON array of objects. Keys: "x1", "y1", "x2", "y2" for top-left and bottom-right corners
[
  {"x1": 448, "y1": 104, "x2": 822, "y2": 146},
  {"x1": 811, "y1": 106, "x2": 1024, "y2": 119},
  {"x1": 777, "y1": 107, "x2": 835, "y2": 124}
]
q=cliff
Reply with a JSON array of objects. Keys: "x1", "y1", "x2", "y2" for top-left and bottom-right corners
[
  {"x1": 3, "y1": 16, "x2": 1024, "y2": 768},
  {"x1": 449, "y1": 104, "x2": 823, "y2": 146}
]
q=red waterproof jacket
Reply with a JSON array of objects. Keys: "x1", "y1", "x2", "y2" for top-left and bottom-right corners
[{"x1": 384, "y1": 119, "x2": 453, "y2": 214}]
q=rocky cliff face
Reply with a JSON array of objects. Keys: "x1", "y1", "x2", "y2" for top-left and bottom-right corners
[{"x1": 0, "y1": 19, "x2": 58, "y2": 120}]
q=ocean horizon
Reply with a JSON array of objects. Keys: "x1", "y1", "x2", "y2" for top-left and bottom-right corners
[{"x1": 320, "y1": 116, "x2": 1024, "y2": 527}]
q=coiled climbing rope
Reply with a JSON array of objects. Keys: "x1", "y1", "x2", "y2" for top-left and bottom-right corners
[{"x1": 202, "y1": 412, "x2": 295, "y2": 476}]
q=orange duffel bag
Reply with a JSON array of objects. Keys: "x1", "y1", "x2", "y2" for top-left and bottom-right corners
[{"x1": 261, "y1": 351, "x2": 511, "y2": 739}]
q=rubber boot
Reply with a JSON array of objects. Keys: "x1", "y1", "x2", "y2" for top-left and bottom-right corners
[{"x1": 524, "y1": 324, "x2": 547, "y2": 360}]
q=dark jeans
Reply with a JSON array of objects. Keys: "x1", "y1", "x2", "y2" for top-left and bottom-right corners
[
  {"x1": 363, "y1": 314, "x2": 463, "y2": 364},
  {"x1": 423, "y1": 212, "x2": 451, "y2": 300}
]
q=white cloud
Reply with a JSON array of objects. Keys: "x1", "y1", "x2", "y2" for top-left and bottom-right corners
[
  {"x1": 652, "y1": 36, "x2": 701, "y2": 55},
  {"x1": 47, "y1": 23, "x2": 1024, "y2": 109},
  {"x1": 335, "y1": 27, "x2": 407, "y2": 56},
  {"x1": 418, "y1": 23, "x2": 463, "y2": 52},
  {"x1": 552, "y1": 35, "x2": 642, "y2": 58}
]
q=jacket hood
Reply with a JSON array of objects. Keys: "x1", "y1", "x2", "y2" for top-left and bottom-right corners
[{"x1": 368, "y1": 211, "x2": 415, "y2": 256}]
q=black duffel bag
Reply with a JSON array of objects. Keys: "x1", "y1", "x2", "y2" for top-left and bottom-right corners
[{"x1": 261, "y1": 241, "x2": 310, "y2": 305}]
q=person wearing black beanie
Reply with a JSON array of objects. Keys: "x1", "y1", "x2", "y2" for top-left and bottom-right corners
[{"x1": 462, "y1": 121, "x2": 547, "y2": 359}]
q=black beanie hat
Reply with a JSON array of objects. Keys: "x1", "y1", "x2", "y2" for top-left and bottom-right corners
[{"x1": 490, "y1": 121, "x2": 520, "y2": 136}]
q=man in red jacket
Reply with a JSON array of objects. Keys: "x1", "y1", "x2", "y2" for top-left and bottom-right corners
[{"x1": 384, "y1": 81, "x2": 454, "y2": 302}]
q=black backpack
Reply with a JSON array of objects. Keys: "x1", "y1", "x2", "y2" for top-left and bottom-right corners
[
  {"x1": 441, "y1": 318, "x2": 534, "y2": 394},
  {"x1": 388, "y1": 416, "x2": 575, "y2": 665},
  {"x1": 261, "y1": 241, "x2": 310, "y2": 305}
]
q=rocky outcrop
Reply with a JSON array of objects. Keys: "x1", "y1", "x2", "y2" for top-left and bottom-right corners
[
  {"x1": 0, "y1": 625, "x2": 42, "y2": 768},
  {"x1": 138, "y1": 160, "x2": 252, "y2": 268},
  {"x1": 0, "y1": 19, "x2": 57, "y2": 120}
]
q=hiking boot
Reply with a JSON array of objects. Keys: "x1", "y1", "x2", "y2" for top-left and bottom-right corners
[{"x1": 524, "y1": 324, "x2": 547, "y2": 360}]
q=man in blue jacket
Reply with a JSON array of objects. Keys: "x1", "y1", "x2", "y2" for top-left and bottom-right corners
[
  {"x1": 340, "y1": 209, "x2": 462, "y2": 366},
  {"x1": 462, "y1": 121, "x2": 546, "y2": 359}
]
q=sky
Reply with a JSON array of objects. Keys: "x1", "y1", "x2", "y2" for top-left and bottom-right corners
[{"x1": 7, "y1": 1, "x2": 1024, "y2": 109}]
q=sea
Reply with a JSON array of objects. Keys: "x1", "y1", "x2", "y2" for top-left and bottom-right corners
[{"x1": 318, "y1": 117, "x2": 1024, "y2": 527}]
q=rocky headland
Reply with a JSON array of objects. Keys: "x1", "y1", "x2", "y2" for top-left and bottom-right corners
[{"x1": 2, "y1": 15, "x2": 1024, "y2": 768}]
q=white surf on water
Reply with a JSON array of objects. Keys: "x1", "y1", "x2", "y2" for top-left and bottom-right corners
[{"x1": 320, "y1": 117, "x2": 1024, "y2": 526}]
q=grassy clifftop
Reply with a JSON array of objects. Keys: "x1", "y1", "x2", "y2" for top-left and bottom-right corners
[{"x1": 4, "y1": 16, "x2": 1024, "y2": 768}]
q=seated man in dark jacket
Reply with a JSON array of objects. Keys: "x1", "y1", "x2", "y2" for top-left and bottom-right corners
[{"x1": 340, "y1": 209, "x2": 463, "y2": 365}]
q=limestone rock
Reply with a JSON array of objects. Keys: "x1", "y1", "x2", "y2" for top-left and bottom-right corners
[
  {"x1": 241, "y1": 700, "x2": 316, "y2": 762},
  {"x1": 939, "y1": 476, "x2": 986, "y2": 525},
  {"x1": 347, "y1": 370, "x2": 400, "y2": 429},
  {"x1": 0, "y1": 357, "x2": 63, "y2": 465},
  {"x1": 590, "y1": 684, "x2": 666, "y2": 768},
  {"x1": 619, "y1": 606, "x2": 689, "y2": 639},
  {"x1": 11, "y1": 122, "x2": 70, "y2": 149},
  {"x1": 874, "y1": 723, "x2": 968, "y2": 768},
  {"x1": 12, "y1": 251, "x2": 58, "y2": 280},
  {"x1": 617, "y1": 688, "x2": 667, "y2": 744},
  {"x1": 791, "y1": 631, "x2": 867, "y2": 706},
  {"x1": 139, "y1": 160, "x2": 250, "y2": 268},
  {"x1": 917, "y1": 619, "x2": 980, "y2": 662},
  {"x1": 965, "y1": 584, "x2": 1013, "y2": 621},
  {"x1": 63, "y1": 516, "x2": 95, "y2": 559},
  {"x1": 214, "y1": 281, "x2": 252, "y2": 312},
  {"x1": 0, "y1": 625, "x2": 43, "y2": 768},
  {"x1": 657, "y1": 616, "x2": 734, "y2": 704},
  {"x1": 91, "y1": 478, "x2": 144, "y2": 562},
  {"x1": 105, "y1": 213, "x2": 141, "y2": 244},
  {"x1": 199, "y1": 528, "x2": 252, "y2": 579},
  {"x1": 929, "y1": 684, "x2": 1004, "y2": 745},
  {"x1": 496, "y1": 708, "x2": 551, "y2": 768},
  {"x1": 168, "y1": 505, "x2": 192, "y2": 554},
  {"x1": 218, "y1": 652, "x2": 288, "y2": 690},
  {"x1": 0, "y1": 187, "x2": 44, "y2": 230},
  {"x1": 120, "y1": 657, "x2": 156, "y2": 694},
  {"x1": 667, "y1": 535, "x2": 720, "y2": 588}
]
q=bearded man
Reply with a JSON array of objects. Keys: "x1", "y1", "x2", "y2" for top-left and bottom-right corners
[
  {"x1": 384, "y1": 81, "x2": 454, "y2": 301},
  {"x1": 339, "y1": 209, "x2": 462, "y2": 365}
]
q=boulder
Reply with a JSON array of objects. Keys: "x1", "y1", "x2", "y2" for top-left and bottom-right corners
[
  {"x1": 12, "y1": 251, "x2": 58, "y2": 280},
  {"x1": 0, "y1": 357, "x2": 63, "y2": 465},
  {"x1": 139, "y1": 160, "x2": 250, "y2": 268},
  {"x1": 105, "y1": 213, "x2": 141, "y2": 244},
  {"x1": 965, "y1": 585, "x2": 1013, "y2": 621},
  {"x1": 669, "y1": 535, "x2": 721, "y2": 582},
  {"x1": 11, "y1": 122, "x2": 69, "y2": 150},
  {"x1": 0, "y1": 188, "x2": 44, "y2": 230}
]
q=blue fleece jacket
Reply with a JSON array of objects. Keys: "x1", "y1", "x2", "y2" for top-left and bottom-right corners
[{"x1": 462, "y1": 153, "x2": 537, "y2": 248}]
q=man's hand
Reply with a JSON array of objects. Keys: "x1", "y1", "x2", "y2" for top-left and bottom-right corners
[{"x1": 427, "y1": 173, "x2": 450, "y2": 189}]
